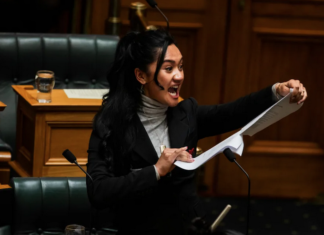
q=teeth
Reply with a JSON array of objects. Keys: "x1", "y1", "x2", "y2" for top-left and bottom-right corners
[{"x1": 168, "y1": 85, "x2": 178, "y2": 96}]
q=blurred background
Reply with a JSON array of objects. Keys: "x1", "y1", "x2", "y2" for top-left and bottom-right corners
[{"x1": 0, "y1": 0, "x2": 323, "y2": 234}]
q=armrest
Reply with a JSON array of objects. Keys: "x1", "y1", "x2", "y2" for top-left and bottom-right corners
[{"x1": 0, "y1": 225, "x2": 11, "y2": 235}]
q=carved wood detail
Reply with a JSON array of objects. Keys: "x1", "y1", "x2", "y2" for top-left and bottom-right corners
[
  {"x1": 44, "y1": 122, "x2": 92, "y2": 166},
  {"x1": 246, "y1": 141, "x2": 324, "y2": 155},
  {"x1": 214, "y1": 0, "x2": 324, "y2": 198}
]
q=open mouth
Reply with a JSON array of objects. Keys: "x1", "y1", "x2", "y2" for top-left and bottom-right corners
[{"x1": 168, "y1": 85, "x2": 179, "y2": 98}]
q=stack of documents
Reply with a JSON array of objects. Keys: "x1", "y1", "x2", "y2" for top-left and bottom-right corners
[{"x1": 64, "y1": 89, "x2": 109, "y2": 99}]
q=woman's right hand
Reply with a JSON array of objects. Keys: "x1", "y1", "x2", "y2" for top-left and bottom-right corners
[{"x1": 154, "y1": 146, "x2": 194, "y2": 177}]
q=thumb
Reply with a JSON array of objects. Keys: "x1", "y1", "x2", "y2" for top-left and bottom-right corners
[
  {"x1": 279, "y1": 82, "x2": 291, "y2": 96},
  {"x1": 179, "y1": 146, "x2": 188, "y2": 151}
]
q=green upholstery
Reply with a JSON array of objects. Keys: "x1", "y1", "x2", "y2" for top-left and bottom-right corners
[
  {"x1": 0, "y1": 33, "x2": 119, "y2": 158},
  {"x1": 0, "y1": 177, "x2": 117, "y2": 235}
]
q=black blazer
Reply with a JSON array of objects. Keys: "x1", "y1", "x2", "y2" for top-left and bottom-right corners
[{"x1": 87, "y1": 86, "x2": 275, "y2": 235}]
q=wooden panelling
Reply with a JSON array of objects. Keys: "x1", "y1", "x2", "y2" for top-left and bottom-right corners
[
  {"x1": 214, "y1": 0, "x2": 324, "y2": 198},
  {"x1": 42, "y1": 165, "x2": 87, "y2": 177},
  {"x1": 45, "y1": 112, "x2": 97, "y2": 122},
  {"x1": 216, "y1": 153, "x2": 324, "y2": 198},
  {"x1": 32, "y1": 113, "x2": 46, "y2": 177},
  {"x1": 16, "y1": 105, "x2": 34, "y2": 176},
  {"x1": 254, "y1": 18, "x2": 324, "y2": 31},
  {"x1": 45, "y1": 123, "x2": 92, "y2": 165},
  {"x1": 121, "y1": 0, "x2": 205, "y2": 10},
  {"x1": 120, "y1": 9, "x2": 204, "y2": 24},
  {"x1": 248, "y1": 32, "x2": 324, "y2": 145},
  {"x1": 90, "y1": 0, "x2": 110, "y2": 35},
  {"x1": 246, "y1": 141, "x2": 324, "y2": 155},
  {"x1": 91, "y1": 0, "x2": 206, "y2": 35},
  {"x1": 252, "y1": 1, "x2": 324, "y2": 18}
]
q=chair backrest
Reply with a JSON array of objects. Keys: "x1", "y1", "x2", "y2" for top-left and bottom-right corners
[
  {"x1": 9, "y1": 177, "x2": 116, "y2": 235},
  {"x1": 0, "y1": 33, "x2": 119, "y2": 154}
]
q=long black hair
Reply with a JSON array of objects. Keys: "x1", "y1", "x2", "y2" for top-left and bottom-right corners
[{"x1": 93, "y1": 29, "x2": 175, "y2": 175}]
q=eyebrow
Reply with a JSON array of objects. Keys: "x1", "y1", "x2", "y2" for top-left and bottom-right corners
[{"x1": 163, "y1": 57, "x2": 183, "y2": 64}]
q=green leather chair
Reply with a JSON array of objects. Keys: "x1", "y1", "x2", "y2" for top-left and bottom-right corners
[
  {"x1": 0, "y1": 177, "x2": 117, "y2": 235},
  {"x1": 0, "y1": 33, "x2": 119, "y2": 160}
]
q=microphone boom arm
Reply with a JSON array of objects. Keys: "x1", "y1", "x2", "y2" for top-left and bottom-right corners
[
  {"x1": 74, "y1": 160, "x2": 93, "y2": 182},
  {"x1": 223, "y1": 148, "x2": 250, "y2": 235},
  {"x1": 146, "y1": 0, "x2": 169, "y2": 31},
  {"x1": 154, "y1": 5, "x2": 169, "y2": 30}
]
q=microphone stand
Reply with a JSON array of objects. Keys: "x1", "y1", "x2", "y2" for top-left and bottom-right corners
[
  {"x1": 62, "y1": 150, "x2": 96, "y2": 235},
  {"x1": 73, "y1": 159, "x2": 93, "y2": 182},
  {"x1": 223, "y1": 148, "x2": 250, "y2": 235},
  {"x1": 154, "y1": 6, "x2": 169, "y2": 30},
  {"x1": 146, "y1": 0, "x2": 169, "y2": 31}
]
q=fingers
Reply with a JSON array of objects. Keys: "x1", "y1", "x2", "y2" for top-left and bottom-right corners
[
  {"x1": 281, "y1": 79, "x2": 307, "y2": 104},
  {"x1": 173, "y1": 146, "x2": 188, "y2": 154},
  {"x1": 290, "y1": 87, "x2": 300, "y2": 103},
  {"x1": 176, "y1": 151, "x2": 194, "y2": 163},
  {"x1": 161, "y1": 147, "x2": 188, "y2": 163},
  {"x1": 173, "y1": 147, "x2": 194, "y2": 162},
  {"x1": 296, "y1": 83, "x2": 304, "y2": 102},
  {"x1": 163, "y1": 146, "x2": 194, "y2": 163},
  {"x1": 278, "y1": 82, "x2": 291, "y2": 96},
  {"x1": 156, "y1": 146, "x2": 194, "y2": 176},
  {"x1": 298, "y1": 88, "x2": 307, "y2": 104},
  {"x1": 288, "y1": 80, "x2": 300, "y2": 102}
]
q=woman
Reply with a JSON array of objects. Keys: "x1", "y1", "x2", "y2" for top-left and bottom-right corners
[{"x1": 87, "y1": 30, "x2": 307, "y2": 235}]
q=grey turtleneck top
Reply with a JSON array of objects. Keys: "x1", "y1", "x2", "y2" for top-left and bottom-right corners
[
  {"x1": 137, "y1": 94, "x2": 171, "y2": 180},
  {"x1": 137, "y1": 94, "x2": 171, "y2": 156}
]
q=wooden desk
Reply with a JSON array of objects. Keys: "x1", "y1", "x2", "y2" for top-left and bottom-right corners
[
  {"x1": 0, "y1": 184, "x2": 11, "y2": 189},
  {"x1": 0, "y1": 101, "x2": 11, "y2": 183},
  {"x1": 10, "y1": 85, "x2": 102, "y2": 177},
  {"x1": 0, "y1": 101, "x2": 6, "y2": 111}
]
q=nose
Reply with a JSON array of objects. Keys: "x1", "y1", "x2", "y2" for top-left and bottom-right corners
[{"x1": 173, "y1": 69, "x2": 184, "y2": 82}]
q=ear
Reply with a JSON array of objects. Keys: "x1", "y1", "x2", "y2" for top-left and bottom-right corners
[{"x1": 134, "y1": 68, "x2": 147, "y2": 85}]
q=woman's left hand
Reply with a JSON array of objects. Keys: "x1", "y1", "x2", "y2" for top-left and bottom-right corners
[{"x1": 276, "y1": 79, "x2": 307, "y2": 104}]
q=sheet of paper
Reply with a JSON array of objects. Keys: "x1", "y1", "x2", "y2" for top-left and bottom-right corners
[
  {"x1": 240, "y1": 90, "x2": 303, "y2": 136},
  {"x1": 64, "y1": 89, "x2": 109, "y2": 99},
  {"x1": 175, "y1": 133, "x2": 244, "y2": 170},
  {"x1": 174, "y1": 91, "x2": 303, "y2": 170}
]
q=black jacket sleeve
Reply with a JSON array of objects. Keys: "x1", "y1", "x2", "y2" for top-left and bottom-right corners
[
  {"x1": 195, "y1": 85, "x2": 275, "y2": 139},
  {"x1": 86, "y1": 130, "x2": 158, "y2": 210}
]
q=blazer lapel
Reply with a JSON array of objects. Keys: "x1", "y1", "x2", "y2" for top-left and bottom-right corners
[
  {"x1": 133, "y1": 114, "x2": 159, "y2": 165},
  {"x1": 167, "y1": 106, "x2": 190, "y2": 148},
  {"x1": 132, "y1": 106, "x2": 190, "y2": 165}
]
